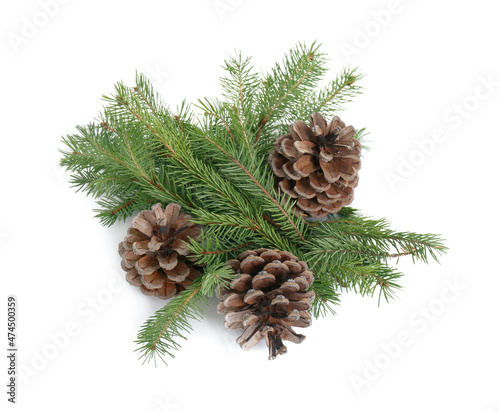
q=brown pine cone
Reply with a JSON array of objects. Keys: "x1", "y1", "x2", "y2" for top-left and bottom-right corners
[
  {"x1": 217, "y1": 248, "x2": 315, "y2": 360},
  {"x1": 268, "y1": 112, "x2": 361, "y2": 218},
  {"x1": 119, "y1": 203, "x2": 201, "y2": 299}
]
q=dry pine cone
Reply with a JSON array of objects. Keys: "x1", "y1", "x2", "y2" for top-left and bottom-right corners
[
  {"x1": 269, "y1": 112, "x2": 361, "y2": 218},
  {"x1": 217, "y1": 248, "x2": 315, "y2": 360},
  {"x1": 119, "y1": 203, "x2": 201, "y2": 299}
]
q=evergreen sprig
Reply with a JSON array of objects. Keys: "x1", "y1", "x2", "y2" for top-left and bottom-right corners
[
  {"x1": 60, "y1": 43, "x2": 447, "y2": 364},
  {"x1": 135, "y1": 281, "x2": 207, "y2": 365}
]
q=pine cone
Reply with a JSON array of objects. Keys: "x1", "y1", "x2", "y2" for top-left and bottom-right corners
[
  {"x1": 217, "y1": 248, "x2": 315, "y2": 360},
  {"x1": 119, "y1": 203, "x2": 202, "y2": 299},
  {"x1": 269, "y1": 113, "x2": 361, "y2": 218}
]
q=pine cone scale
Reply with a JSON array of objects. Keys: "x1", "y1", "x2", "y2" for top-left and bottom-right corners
[
  {"x1": 125, "y1": 228, "x2": 148, "y2": 243},
  {"x1": 126, "y1": 268, "x2": 142, "y2": 287},
  {"x1": 294, "y1": 154, "x2": 320, "y2": 177},
  {"x1": 293, "y1": 140, "x2": 318, "y2": 156},
  {"x1": 136, "y1": 255, "x2": 160, "y2": 275},
  {"x1": 141, "y1": 271, "x2": 165, "y2": 289},
  {"x1": 132, "y1": 216, "x2": 154, "y2": 237},
  {"x1": 292, "y1": 120, "x2": 316, "y2": 142},
  {"x1": 158, "y1": 253, "x2": 178, "y2": 270}
]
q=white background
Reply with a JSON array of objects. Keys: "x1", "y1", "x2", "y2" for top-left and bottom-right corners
[{"x1": 1, "y1": 1, "x2": 499, "y2": 410}]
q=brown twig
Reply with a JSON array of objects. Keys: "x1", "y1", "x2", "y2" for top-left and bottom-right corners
[
  {"x1": 133, "y1": 86, "x2": 154, "y2": 111},
  {"x1": 174, "y1": 115, "x2": 185, "y2": 138},
  {"x1": 319, "y1": 249, "x2": 414, "y2": 259},
  {"x1": 205, "y1": 111, "x2": 234, "y2": 139},
  {"x1": 110, "y1": 198, "x2": 155, "y2": 216},
  {"x1": 201, "y1": 242, "x2": 252, "y2": 255},
  {"x1": 233, "y1": 105, "x2": 251, "y2": 151}
]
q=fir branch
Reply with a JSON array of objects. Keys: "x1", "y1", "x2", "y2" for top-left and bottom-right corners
[
  {"x1": 311, "y1": 276, "x2": 340, "y2": 318},
  {"x1": 311, "y1": 212, "x2": 447, "y2": 263},
  {"x1": 112, "y1": 78, "x2": 267, "y2": 226},
  {"x1": 135, "y1": 282, "x2": 207, "y2": 365},
  {"x1": 173, "y1": 154, "x2": 262, "y2": 223},
  {"x1": 188, "y1": 218, "x2": 258, "y2": 266},
  {"x1": 196, "y1": 99, "x2": 255, "y2": 156},
  {"x1": 220, "y1": 52, "x2": 260, "y2": 123},
  {"x1": 253, "y1": 42, "x2": 327, "y2": 148},
  {"x1": 60, "y1": 115, "x2": 194, "y2": 225},
  {"x1": 190, "y1": 209, "x2": 258, "y2": 232},
  {"x1": 200, "y1": 242, "x2": 252, "y2": 255},
  {"x1": 135, "y1": 265, "x2": 234, "y2": 365},
  {"x1": 198, "y1": 99, "x2": 235, "y2": 139},
  {"x1": 199, "y1": 264, "x2": 235, "y2": 297},
  {"x1": 233, "y1": 105, "x2": 252, "y2": 151},
  {"x1": 114, "y1": 95, "x2": 178, "y2": 158},
  {"x1": 334, "y1": 262, "x2": 404, "y2": 304},
  {"x1": 200, "y1": 133, "x2": 306, "y2": 242},
  {"x1": 315, "y1": 246, "x2": 414, "y2": 260},
  {"x1": 95, "y1": 195, "x2": 155, "y2": 226},
  {"x1": 304, "y1": 67, "x2": 363, "y2": 121},
  {"x1": 102, "y1": 74, "x2": 193, "y2": 164}
]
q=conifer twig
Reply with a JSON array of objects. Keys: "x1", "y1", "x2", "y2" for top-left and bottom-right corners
[{"x1": 201, "y1": 134, "x2": 306, "y2": 242}]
